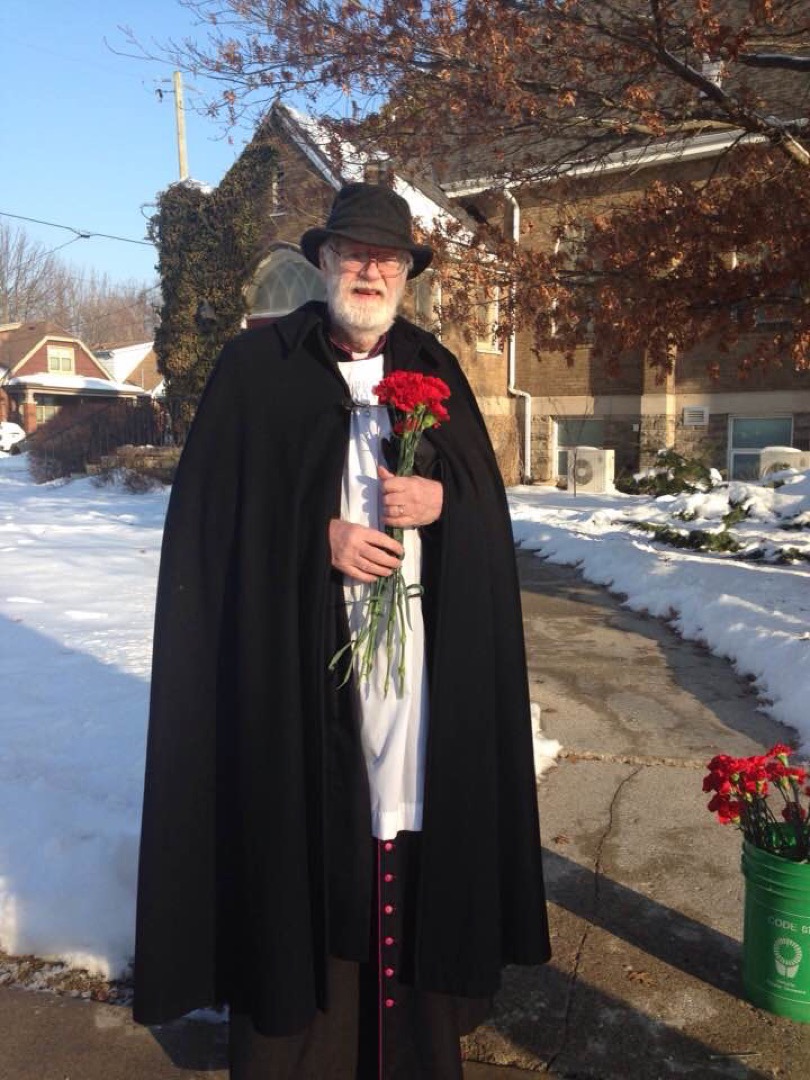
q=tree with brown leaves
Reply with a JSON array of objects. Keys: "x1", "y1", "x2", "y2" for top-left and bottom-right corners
[{"x1": 146, "y1": 0, "x2": 809, "y2": 373}]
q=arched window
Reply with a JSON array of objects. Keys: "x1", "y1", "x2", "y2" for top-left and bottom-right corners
[{"x1": 248, "y1": 247, "x2": 326, "y2": 318}]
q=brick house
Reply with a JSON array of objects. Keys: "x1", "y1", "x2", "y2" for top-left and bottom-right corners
[
  {"x1": 442, "y1": 136, "x2": 810, "y2": 485},
  {"x1": 0, "y1": 322, "x2": 149, "y2": 435},
  {"x1": 216, "y1": 102, "x2": 809, "y2": 485}
]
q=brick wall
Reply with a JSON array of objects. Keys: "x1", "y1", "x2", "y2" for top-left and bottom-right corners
[
  {"x1": 676, "y1": 340, "x2": 810, "y2": 395},
  {"x1": 253, "y1": 120, "x2": 337, "y2": 255},
  {"x1": 483, "y1": 411, "x2": 521, "y2": 486},
  {"x1": 606, "y1": 417, "x2": 640, "y2": 479},
  {"x1": 457, "y1": 154, "x2": 807, "y2": 485},
  {"x1": 669, "y1": 411, "x2": 729, "y2": 471}
]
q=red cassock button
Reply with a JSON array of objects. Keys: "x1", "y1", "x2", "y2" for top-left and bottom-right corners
[
  {"x1": 385, "y1": 998, "x2": 396, "y2": 1008},
  {"x1": 384, "y1": 873, "x2": 395, "y2": 883},
  {"x1": 383, "y1": 841, "x2": 395, "y2": 853},
  {"x1": 385, "y1": 967, "x2": 395, "y2": 978},
  {"x1": 384, "y1": 936, "x2": 395, "y2": 946},
  {"x1": 384, "y1": 904, "x2": 394, "y2": 915}
]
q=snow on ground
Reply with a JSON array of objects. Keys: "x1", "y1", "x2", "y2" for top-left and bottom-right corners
[
  {"x1": 510, "y1": 472, "x2": 810, "y2": 747},
  {"x1": 0, "y1": 456, "x2": 167, "y2": 979},
  {"x1": 0, "y1": 454, "x2": 807, "y2": 982}
]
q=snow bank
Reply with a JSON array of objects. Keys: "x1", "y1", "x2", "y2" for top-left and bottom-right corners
[
  {"x1": 0, "y1": 457, "x2": 167, "y2": 976},
  {"x1": 510, "y1": 480, "x2": 810, "y2": 747}
]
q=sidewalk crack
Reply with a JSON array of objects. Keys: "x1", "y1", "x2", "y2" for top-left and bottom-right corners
[
  {"x1": 543, "y1": 765, "x2": 643, "y2": 1075},
  {"x1": 560, "y1": 748, "x2": 705, "y2": 769}
]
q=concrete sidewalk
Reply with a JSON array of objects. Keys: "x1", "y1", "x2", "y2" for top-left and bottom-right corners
[
  {"x1": 0, "y1": 981, "x2": 537, "y2": 1079},
  {"x1": 1, "y1": 554, "x2": 809, "y2": 1077},
  {"x1": 463, "y1": 554, "x2": 810, "y2": 1078}
]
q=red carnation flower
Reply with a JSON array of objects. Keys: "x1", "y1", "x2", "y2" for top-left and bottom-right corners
[
  {"x1": 703, "y1": 744, "x2": 810, "y2": 859},
  {"x1": 374, "y1": 372, "x2": 451, "y2": 428}
]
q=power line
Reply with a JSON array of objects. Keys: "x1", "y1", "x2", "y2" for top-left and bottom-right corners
[
  {"x1": 45, "y1": 237, "x2": 85, "y2": 257},
  {"x1": 0, "y1": 211, "x2": 154, "y2": 248}
]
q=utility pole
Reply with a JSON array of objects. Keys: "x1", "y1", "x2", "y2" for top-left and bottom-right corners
[{"x1": 173, "y1": 71, "x2": 189, "y2": 181}]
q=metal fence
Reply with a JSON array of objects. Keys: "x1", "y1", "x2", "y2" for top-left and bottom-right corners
[{"x1": 24, "y1": 395, "x2": 197, "y2": 482}]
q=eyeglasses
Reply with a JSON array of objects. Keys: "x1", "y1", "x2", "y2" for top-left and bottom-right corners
[{"x1": 328, "y1": 245, "x2": 410, "y2": 276}]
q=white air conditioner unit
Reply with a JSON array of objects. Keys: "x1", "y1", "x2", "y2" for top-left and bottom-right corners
[
  {"x1": 759, "y1": 446, "x2": 803, "y2": 478},
  {"x1": 682, "y1": 405, "x2": 710, "y2": 428},
  {"x1": 567, "y1": 447, "x2": 615, "y2": 493}
]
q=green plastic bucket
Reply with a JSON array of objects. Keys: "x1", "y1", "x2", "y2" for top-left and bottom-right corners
[{"x1": 741, "y1": 838, "x2": 810, "y2": 1022}]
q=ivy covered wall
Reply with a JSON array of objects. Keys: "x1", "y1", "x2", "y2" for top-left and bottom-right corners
[{"x1": 149, "y1": 124, "x2": 280, "y2": 425}]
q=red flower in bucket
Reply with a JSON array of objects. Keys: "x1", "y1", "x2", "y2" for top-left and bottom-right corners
[
  {"x1": 329, "y1": 371, "x2": 451, "y2": 696},
  {"x1": 703, "y1": 744, "x2": 810, "y2": 860}
]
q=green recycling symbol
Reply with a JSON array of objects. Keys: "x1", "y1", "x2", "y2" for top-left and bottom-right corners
[{"x1": 773, "y1": 937, "x2": 803, "y2": 979}]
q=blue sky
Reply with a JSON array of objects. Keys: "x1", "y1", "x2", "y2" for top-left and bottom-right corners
[{"x1": 2, "y1": 0, "x2": 255, "y2": 289}]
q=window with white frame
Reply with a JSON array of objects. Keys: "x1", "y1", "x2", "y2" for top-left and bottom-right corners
[
  {"x1": 553, "y1": 221, "x2": 587, "y2": 268},
  {"x1": 700, "y1": 56, "x2": 724, "y2": 89},
  {"x1": 248, "y1": 248, "x2": 326, "y2": 317},
  {"x1": 552, "y1": 222, "x2": 597, "y2": 340},
  {"x1": 35, "y1": 394, "x2": 63, "y2": 424},
  {"x1": 412, "y1": 270, "x2": 440, "y2": 334},
  {"x1": 475, "y1": 284, "x2": 499, "y2": 353},
  {"x1": 269, "y1": 164, "x2": 285, "y2": 214},
  {"x1": 555, "y1": 417, "x2": 605, "y2": 477},
  {"x1": 729, "y1": 416, "x2": 793, "y2": 480},
  {"x1": 47, "y1": 345, "x2": 75, "y2": 374}
]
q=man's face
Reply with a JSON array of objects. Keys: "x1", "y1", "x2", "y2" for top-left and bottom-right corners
[{"x1": 321, "y1": 242, "x2": 410, "y2": 337}]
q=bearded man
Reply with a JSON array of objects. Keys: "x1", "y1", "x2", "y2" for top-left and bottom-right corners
[{"x1": 134, "y1": 182, "x2": 550, "y2": 1079}]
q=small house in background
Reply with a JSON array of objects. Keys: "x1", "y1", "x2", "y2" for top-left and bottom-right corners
[
  {"x1": 94, "y1": 341, "x2": 163, "y2": 395},
  {"x1": 0, "y1": 322, "x2": 149, "y2": 435}
]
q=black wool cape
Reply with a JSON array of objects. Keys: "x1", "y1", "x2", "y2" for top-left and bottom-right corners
[{"x1": 133, "y1": 303, "x2": 550, "y2": 1037}]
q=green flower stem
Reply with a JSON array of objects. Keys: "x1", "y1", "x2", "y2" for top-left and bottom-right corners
[{"x1": 328, "y1": 411, "x2": 432, "y2": 697}]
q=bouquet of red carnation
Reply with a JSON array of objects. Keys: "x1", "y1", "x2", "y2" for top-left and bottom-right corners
[
  {"x1": 703, "y1": 744, "x2": 810, "y2": 860},
  {"x1": 329, "y1": 370, "x2": 451, "y2": 696}
]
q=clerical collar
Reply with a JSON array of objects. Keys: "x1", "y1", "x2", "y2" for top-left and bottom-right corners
[{"x1": 329, "y1": 331, "x2": 388, "y2": 361}]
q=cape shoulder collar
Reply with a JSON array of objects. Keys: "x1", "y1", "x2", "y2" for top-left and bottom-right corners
[{"x1": 274, "y1": 302, "x2": 442, "y2": 371}]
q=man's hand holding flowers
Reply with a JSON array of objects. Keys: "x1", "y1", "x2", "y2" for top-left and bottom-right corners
[
  {"x1": 329, "y1": 520, "x2": 404, "y2": 584},
  {"x1": 378, "y1": 465, "x2": 443, "y2": 531}
]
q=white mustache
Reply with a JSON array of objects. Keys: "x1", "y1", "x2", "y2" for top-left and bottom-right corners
[{"x1": 349, "y1": 285, "x2": 385, "y2": 297}]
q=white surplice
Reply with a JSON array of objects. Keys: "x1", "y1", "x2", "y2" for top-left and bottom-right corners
[{"x1": 337, "y1": 355, "x2": 428, "y2": 841}]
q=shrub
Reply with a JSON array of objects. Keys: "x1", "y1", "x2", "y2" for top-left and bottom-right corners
[
  {"x1": 27, "y1": 401, "x2": 169, "y2": 483},
  {"x1": 633, "y1": 521, "x2": 742, "y2": 553},
  {"x1": 616, "y1": 449, "x2": 714, "y2": 496}
]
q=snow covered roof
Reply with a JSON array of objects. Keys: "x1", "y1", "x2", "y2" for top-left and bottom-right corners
[
  {"x1": 95, "y1": 341, "x2": 155, "y2": 384},
  {"x1": 169, "y1": 177, "x2": 214, "y2": 195},
  {"x1": 5, "y1": 373, "x2": 149, "y2": 395},
  {"x1": 275, "y1": 104, "x2": 469, "y2": 237}
]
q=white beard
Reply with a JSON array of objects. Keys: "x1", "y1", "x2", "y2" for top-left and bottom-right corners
[{"x1": 325, "y1": 273, "x2": 405, "y2": 339}]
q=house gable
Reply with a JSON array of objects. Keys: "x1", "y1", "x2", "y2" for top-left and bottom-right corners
[
  {"x1": 3, "y1": 325, "x2": 117, "y2": 383},
  {"x1": 125, "y1": 348, "x2": 162, "y2": 392},
  {"x1": 95, "y1": 341, "x2": 162, "y2": 391}
]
